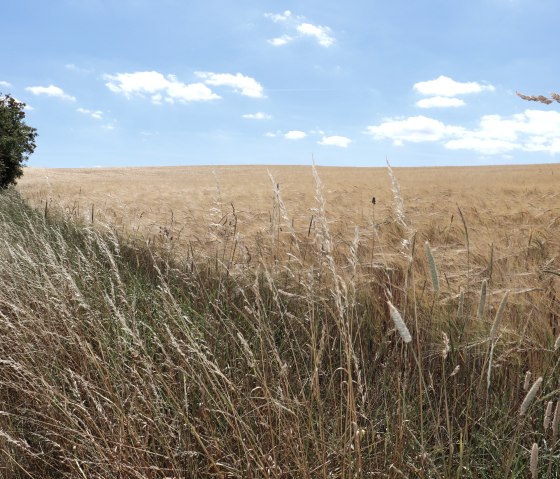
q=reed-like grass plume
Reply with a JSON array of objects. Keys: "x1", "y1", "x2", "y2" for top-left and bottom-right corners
[
  {"x1": 387, "y1": 300, "x2": 412, "y2": 343},
  {"x1": 489, "y1": 291, "x2": 509, "y2": 341},
  {"x1": 386, "y1": 158, "x2": 407, "y2": 227},
  {"x1": 544, "y1": 400, "x2": 553, "y2": 430},
  {"x1": 424, "y1": 241, "x2": 439, "y2": 293},
  {"x1": 520, "y1": 377, "x2": 543, "y2": 416},
  {"x1": 552, "y1": 401, "x2": 560, "y2": 437},
  {"x1": 477, "y1": 279, "x2": 487, "y2": 320},
  {"x1": 530, "y1": 442, "x2": 539, "y2": 479},
  {"x1": 517, "y1": 91, "x2": 560, "y2": 105},
  {"x1": 523, "y1": 371, "x2": 532, "y2": 391}
]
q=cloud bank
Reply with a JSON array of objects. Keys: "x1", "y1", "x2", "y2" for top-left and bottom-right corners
[{"x1": 366, "y1": 110, "x2": 560, "y2": 155}]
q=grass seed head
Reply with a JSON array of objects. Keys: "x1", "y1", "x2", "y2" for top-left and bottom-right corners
[
  {"x1": 544, "y1": 400, "x2": 553, "y2": 430},
  {"x1": 520, "y1": 377, "x2": 543, "y2": 416},
  {"x1": 552, "y1": 401, "x2": 560, "y2": 437},
  {"x1": 387, "y1": 301, "x2": 412, "y2": 343},
  {"x1": 523, "y1": 371, "x2": 532, "y2": 391},
  {"x1": 424, "y1": 241, "x2": 439, "y2": 293},
  {"x1": 530, "y1": 442, "x2": 538, "y2": 479}
]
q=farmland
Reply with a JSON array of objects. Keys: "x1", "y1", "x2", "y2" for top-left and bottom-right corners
[{"x1": 0, "y1": 163, "x2": 558, "y2": 478}]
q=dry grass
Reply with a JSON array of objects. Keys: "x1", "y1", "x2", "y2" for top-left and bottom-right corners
[{"x1": 0, "y1": 163, "x2": 558, "y2": 477}]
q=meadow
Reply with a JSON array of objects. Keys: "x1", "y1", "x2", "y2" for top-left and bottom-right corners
[{"x1": 0, "y1": 163, "x2": 558, "y2": 477}]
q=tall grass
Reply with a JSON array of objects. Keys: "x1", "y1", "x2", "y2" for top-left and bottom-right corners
[{"x1": 0, "y1": 165, "x2": 559, "y2": 478}]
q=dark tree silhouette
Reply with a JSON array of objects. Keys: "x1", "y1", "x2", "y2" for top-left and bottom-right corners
[{"x1": 0, "y1": 94, "x2": 37, "y2": 188}]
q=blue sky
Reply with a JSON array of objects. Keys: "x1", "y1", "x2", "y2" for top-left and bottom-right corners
[{"x1": 2, "y1": 0, "x2": 560, "y2": 168}]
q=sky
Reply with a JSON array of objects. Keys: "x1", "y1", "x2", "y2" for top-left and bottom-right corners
[{"x1": 2, "y1": 0, "x2": 560, "y2": 168}]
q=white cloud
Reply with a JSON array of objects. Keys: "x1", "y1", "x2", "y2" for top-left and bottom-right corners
[
  {"x1": 166, "y1": 78, "x2": 221, "y2": 102},
  {"x1": 105, "y1": 71, "x2": 169, "y2": 94},
  {"x1": 414, "y1": 76, "x2": 495, "y2": 97},
  {"x1": 366, "y1": 109, "x2": 560, "y2": 155},
  {"x1": 444, "y1": 137, "x2": 519, "y2": 155},
  {"x1": 65, "y1": 64, "x2": 92, "y2": 74},
  {"x1": 77, "y1": 107, "x2": 103, "y2": 120},
  {"x1": 264, "y1": 10, "x2": 293, "y2": 22},
  {"x1": 265, "y1": 12, "x2": 335, "y2": 48},
  {"x1": 284, "y1": 130, "x2": 307, "y2": 140},
  {"x1": 268, "y1": 35, "x2": 294, "y2": 46},
  {"x1": 104, "y1": 71, "x2": 220, "y2": 103},
  {"x1": 196, "y1": 72, "x2": 264, "y2": 98},
  {"x1": 25, "y1": 85, "x2": 76, "y2": 101},
  {"x1": 242, "y1": 112, "x2": 271, "y2": 120},
  {"x1": 0, "y1": 80, "x2": 12, "y2": 88},
  {"x1": 318, "y1": 135, "x2": 352, "y2": 148},
  {"x1": 366, "y1": 115, "x2": 462, "y2": 145},
  {"x1": 416, "y1": 96, "x2": 466, "y2": 108},
  {"x1": 296, "y1": 23, "x2": 335, "y2": 47}
]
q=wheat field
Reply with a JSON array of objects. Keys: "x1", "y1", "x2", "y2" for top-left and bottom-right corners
[
  {"x1": 0, "y1": 163, "x2": 558, "y2": 478},
  {"x1": 18, "y1": 163, "x2": 560, "y2": 290}
]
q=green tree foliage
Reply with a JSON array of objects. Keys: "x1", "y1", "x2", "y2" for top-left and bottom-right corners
[{"x1": 0, "y1": 93, "x2": 37, "y2": 188}]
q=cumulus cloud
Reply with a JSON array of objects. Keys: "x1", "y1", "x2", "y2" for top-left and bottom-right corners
[
  {"x1": 318, "y1": 135, "x2": 352, "y2": 148},
  {"x1": 296, "y1": 23, "x2": 335, "y2": 47},
  {"x1": 25, "y1": 85, "x2": 76, "y2": 101},
  {"x1": 265, "y1": 12, "x2": 335, "y2": 47},
  {"x1": 284, "y1": 130, "x2": 307, "y2": 140},
  {"x1": 242, "y1": 112, "x2": 271, "y2": 120},
  {"x1": 77, "y1": 107, "x2": 103, "y2": 120},
  {"x1": 366, "y1": 109, "x2": 560, "y2": 155},
  {"x1": 104, "y1": 71, "x2": 220, "y2": 103},
  {"x1": 268, "y1": 35, "x2": 294, "y2": 46},
  {"x1": 416, "y1": 96, "x2": 466, "y2": 108},
  {"x1": 196, "y1": 72, "x2": 264, "y2": 98},
  {"x1": 366, "y1": 116, "x2": 462, "y2": 145},
  {"x1": 264, "y1": 10, "x2": 294, "y2": 23},
  {"x1": 414, "y1": 75, "x2": 495, "y2": 97},
  {"x1": 0, "y1": 80, "x2": 12, "y2": 88}
]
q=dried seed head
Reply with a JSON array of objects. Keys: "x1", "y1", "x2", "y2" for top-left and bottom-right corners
[
  {"x1": 530, "y1": 442, "x2": 538, "y2": 479},
  {"x1": 442, "y1": 332, "x2": 450, "y2": 359},
  {"x1": 523, "y1": 371, "x2": 532, "y2": 391},
  {"x1": 544, "y1": 401, "x2": 553, "y2": 430},
  {"x1": 387, "y1": 301, "x2": 412, "y2": 343},
  {"x1": 450, "y1": 365, "x2": 460, "y2": 377},
  {"x1": 520, "y1": 377, "x2": 543, "y2": 416},
  {"x1": 477, "y1": 279, "x2": 487, "y2": 320},
  {"x1": 552, "y1": 401, "x2": 560, "y2": 437},
  {"x1": 554, "y1": 333, "x2": 560, "y2": 351},
  {"x1": 424, "y1": 241, "x2": 439, "y2": 293},
  {"x1": 489, "y1": 291, "x2": 509, "y2": 341}
]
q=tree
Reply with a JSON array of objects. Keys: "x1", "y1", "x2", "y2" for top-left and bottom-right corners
[
  {"x1": 517, "y1": 91, "x2": 560, "y2": 105},
  {"x1": 0, "y1": 93, "x2": 37, "y2": 188}
]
